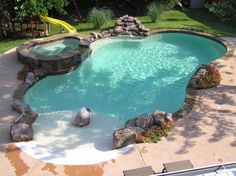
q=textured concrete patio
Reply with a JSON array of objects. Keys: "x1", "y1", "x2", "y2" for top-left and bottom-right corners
[{"x1": 0, "y1": 37, "x2": 235, "y2": 176}]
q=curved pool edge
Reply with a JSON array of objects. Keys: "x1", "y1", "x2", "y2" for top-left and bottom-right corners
[
  {"x1": 149, "y1": 29, "x2": 234, "y2": 119},
  {"x1": 150, "y1": 29, "x2": 235, "y2": 60},
  {"x1": 11, "y1": 30, "x2": 235, "y2": 165}
]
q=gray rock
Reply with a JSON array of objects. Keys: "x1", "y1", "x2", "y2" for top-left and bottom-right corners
[
  {"x1": 90, "y1": 32, "x2": 99, "y2": 39},
  {"x1": 166, "y1": 113, "x2": 173, "y2": 121},
  {"x1": 113, "y1": 127, "x2": 144, "y2": 149},
  {"x1": 125, "y1": 117, "x2": 137, "y2": 128},
  {"x1": 135, "y1": 113, "x2": 152, "y2": 130},
  {"x1": 25, "y1": 72, "x2": 35, "y2": 85},
  {"x1": 11, "y1": 122, "x2": 33, "y2": 142},
  {"x1": 12, "y1": 99, "x2": 31, "y2": 113},
  {"x1": 114, "y1": 26, "x2": 124, "y2": 34},
  {"x1": 72, "y1": 107, "x2": 91, "y2": 127},
  {"x1": 141, "y1": 28, "x2": 150, "y2": 32},
  {"x1": 97, "y1": 33, "x2": 102, "y2": 39},
  {"x1": 152, "y1": 110, "x2": 166, "y2": 125},
  {"x1": 116, "y1": 20, "x2": 123, "y2": 26},
  {"x1": 14, "y1": 111, "x2": 38, "y2": 125},
  {"x1": 108, "y1": 29, "x2": 114, "y2": 34},
  {"x1": 125, "y1": 114, "x2": 152, "y2": 130}
]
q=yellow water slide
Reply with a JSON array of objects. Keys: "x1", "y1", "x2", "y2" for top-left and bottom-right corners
[{"x1": 38, "y1": 14, "x2": 77, "y2": 33}]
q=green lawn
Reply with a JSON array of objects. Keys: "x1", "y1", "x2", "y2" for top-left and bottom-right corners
[
  {"x1": 73, "y1": 9, "x2": 236, "y2": 37},
  {"x1": 1, "y1": 9, "x2": 236, "y2": 53},
  {"x1": 0, "y1": 39, "x2": 28, "y2": 54}
]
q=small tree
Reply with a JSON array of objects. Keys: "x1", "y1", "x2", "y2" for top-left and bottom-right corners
[
  {"x1": 87, "y1": 7, "x2": 113, "y2": 29},
  {"x1": 16, "y1": 0, "x2": 69, "y2": 37}
]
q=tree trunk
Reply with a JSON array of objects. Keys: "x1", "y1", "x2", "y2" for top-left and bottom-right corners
[
  {"x1": 71, "y1": 0, "x2": 82, "y2": 21},
  {"x1": 0, "y1": 17, "x2": 4, "y2": 39},
  {"x1": 20, "y1": 22, "x2": 23, "y2": 32},
  {"x1": 10, "y1": 17, "x2": 16, "y2": 37},
  {"x1": 35, "y1": 17, "x2": 38, "y2": 31},
  {"x1": 43, "y1": 22, "x2": 49, "y2": 36},
  {"x1": 30, "y1": 16, "x2": 34, "y2": 38}
]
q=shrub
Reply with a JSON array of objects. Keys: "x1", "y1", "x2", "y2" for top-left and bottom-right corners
[
  {"x1": 136, "y1": 121, "x2": 175, "y2": 143},
  {"x1": 206, "y1": 0, "x2": 236, "y2": 22},
  {"x1": 147, "y1": 2, "x2": 164, "y2": 23},
  {"x1": 164, "y1": 0, "x2": 179, "y2": 10},
  {"x1": 196, "y1": 65, "x2": 222, "y2": 89},
  {"x1": 87, "y1": 7, "x2": 114, "y2": 29}
]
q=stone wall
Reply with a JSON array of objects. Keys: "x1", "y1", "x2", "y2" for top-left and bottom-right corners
[{"x1": 17, "y1": 34, "x2": 91, "y2": 75}]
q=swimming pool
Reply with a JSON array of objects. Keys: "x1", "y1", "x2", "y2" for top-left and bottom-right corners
[{"x1": 19, "y1": 32, "x2": 226, "y2": 164}]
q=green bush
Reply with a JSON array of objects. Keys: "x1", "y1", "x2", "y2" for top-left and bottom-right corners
[
  {"x1": 147, "y1": 2, "x2": 164, "y2": 23},
  {"x1": 87, "y1": 7, "x2": 114, "y2": 29},
  {"x1": 206, "y1": 0, "x2": 236, "y2": 22},
  {"x1": 164, "y1": 0, "x2": 179, "y2": 10}
]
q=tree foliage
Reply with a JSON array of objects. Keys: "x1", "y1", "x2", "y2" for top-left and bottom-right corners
[
  {"x1": 16, "y1": 0, "x2": 69, "y2": 19},
  {"x1": 206, "y1": 0, "x2": 236, "y2": 22}
]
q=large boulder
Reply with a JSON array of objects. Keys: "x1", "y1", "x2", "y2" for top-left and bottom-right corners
[
  {"x1": 14, "y1": 111, "x2": 38, "y2": 125},
  {"x1": 11, "y1": 122, "x2": 33, "y2": 142},
  {"x1": 12, "y1": 99, "x2": 31, "y2": 113},
  {"x1": 135, "y1": 114, "x2": 153, "y2": 130},
  {"x1": 152, "y1": 110, "x2": 166, "y2": 126},
  {"x1": 114, "y1": 26, "x2": 124, "y2": 34},
  {"x1": 113, "y1": 127, "x2": 144, "y2": 149},
  {"x1": 125, "y1": 113, "x2": 152, "y2": 131},
  {"x1": 72, "y1": 107, "x2": 91, "y2": 127}
]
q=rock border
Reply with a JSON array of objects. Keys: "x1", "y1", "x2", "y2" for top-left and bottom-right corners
[{"x1": 11, "y1": 29, "x2": 234, "y2": 143}]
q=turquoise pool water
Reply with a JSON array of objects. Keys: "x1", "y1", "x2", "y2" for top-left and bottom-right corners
[
  {"x1": 31, "y1": 38, "x2": 80, "y2": 56},
  {"x1": 25, "y1": 33, "x2": 226, "y2": 122}
]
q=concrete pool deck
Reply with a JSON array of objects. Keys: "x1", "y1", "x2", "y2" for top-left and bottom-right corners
[{"x1": 0, "y1": 37, "x2": 236, "y2": 176}]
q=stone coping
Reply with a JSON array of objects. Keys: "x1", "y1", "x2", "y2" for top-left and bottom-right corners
[{"x1": 11, "y1": 29, "x2": 234, "y2": 143}]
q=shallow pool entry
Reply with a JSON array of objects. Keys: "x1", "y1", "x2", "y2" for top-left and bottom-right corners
[{"x1": 19, "y1": 33, "x2": 226, "y2": 164}]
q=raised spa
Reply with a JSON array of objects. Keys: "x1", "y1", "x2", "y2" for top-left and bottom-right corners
[
  {"x1": 17, "y1": 36, "x2": 90, "y2": 74},
  {"x1": 20, "y1": 33, "x2": 227, "y2": 164}
]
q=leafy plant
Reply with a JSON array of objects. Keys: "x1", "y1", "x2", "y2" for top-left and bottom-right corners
[
  {"x1": 196, "y1": 65, "x2": 222, "y2": 89},
  {"x1": 136, "y1": 121, "x2": 175, "y2": 143},
  {"x1": 206, "y1": 0, "x2": 236, "y2": 22},
  {"x1": 87, "y1": 7, "x2": 114, "y2": 29},
  {"x1": 147, "y1": 2, "x2": 164, "y2": 23},
  {"x1": 164, "y1": 0, "x2": 180, "y2": 10}
]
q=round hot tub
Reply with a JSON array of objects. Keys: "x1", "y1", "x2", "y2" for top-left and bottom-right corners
[{"x1": 16, "y1": 35, "x2": 91, "y2": 74}]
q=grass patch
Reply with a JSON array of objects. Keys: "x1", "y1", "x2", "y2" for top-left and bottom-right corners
[
  {"x1": 72, "y1": 9, "x2": 236, "y2": 37},
  {"x1": 138, "y1": 9, "x2": 236, "y2": 36},
  {"x1": 0, "y1": 39, "x2": 28, "y2": 54}
]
